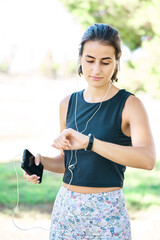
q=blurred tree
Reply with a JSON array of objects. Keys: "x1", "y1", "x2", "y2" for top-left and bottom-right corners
[
  {"x1": 60, "y1": 0, "x2": 160, "y2": 50},
  {"x1": 60, "y1": 0, "x2": 160, "y2": 96},
  {"x1": 116, "y1": 35, "x2": 160, "y2": 97},
  {"x1": 122, "y1": 37, "x2": 160, "y2": 97},
  {"x1": 0, "y1": 59, "x2": 9, "y2": 73},
  {"x1": 39, "y1": 50, "x2": 60, "y2": 78}
]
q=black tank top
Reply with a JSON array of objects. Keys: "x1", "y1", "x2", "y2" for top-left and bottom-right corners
[{"x1": 63, "y1": 89, "x2": 133, "y2": 188}]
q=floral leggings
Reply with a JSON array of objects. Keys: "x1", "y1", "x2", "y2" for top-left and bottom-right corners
[{"x1": 49, "y1": 186, "x2": 131, "y2": 239}]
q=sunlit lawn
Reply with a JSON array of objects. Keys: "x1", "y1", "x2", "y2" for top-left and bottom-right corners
[
  {"x1": 0, "y1": 160, "x2": 160, "y2": 213},
  {"x1": 0, "y1": 161, "x2": 62, "y2": 207},
  {"x1": 124, "y1": 161, "x2": 160, "y2": 212}
]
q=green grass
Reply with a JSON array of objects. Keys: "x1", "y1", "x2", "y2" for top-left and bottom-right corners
[
  {"x1": 0, "y1": 160, "x2": 160, "y2": 212},
  {"x1": 0, "y1": 161, "x2": 62, "y2": 207},
  {"x1": 124, "y1": 161, "x2": 160, "y2": 211}
]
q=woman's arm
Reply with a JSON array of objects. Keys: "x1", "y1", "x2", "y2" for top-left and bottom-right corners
[
  {"x1": 92, "y1": 95, "x2": 156, "y2": 170},
  {"x1": 53, "y1": 95, "x2": 156, "y2": 170},
  {"x1": 39, "y1": 154, "x2": 65, "y2": 173}
]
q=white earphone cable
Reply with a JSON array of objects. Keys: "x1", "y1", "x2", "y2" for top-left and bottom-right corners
[
  {"x1": 67, "y1": 82, "x2": 112, "y2": 187},
  {"x1": 12, "y1": 156, "x2": 49, "y2": 231},
  {"x1": 75, "y1": 82, "x2": 112, "y2": 133},
  {"x1": 12, "y1": 81, "x2": 112, "y2": 231}
]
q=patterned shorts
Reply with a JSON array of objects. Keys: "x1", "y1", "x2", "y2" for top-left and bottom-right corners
[{"x1": 49, "y1": 186, "x2": 131, "y2": 240}]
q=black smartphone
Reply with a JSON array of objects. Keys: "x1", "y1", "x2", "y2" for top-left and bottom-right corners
[{"x1": 21, "y1": 149, "x2": 43, "y2": 183}]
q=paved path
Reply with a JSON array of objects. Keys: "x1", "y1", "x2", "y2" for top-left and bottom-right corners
[{"x1": 0, "y1": 205, "x2": 160, "y2": 240}]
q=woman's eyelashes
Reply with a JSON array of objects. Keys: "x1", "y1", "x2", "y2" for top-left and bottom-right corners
[
  {"x1": 102, "y1": 62, "x2": 110, "y2": 65},
  {"x1": 86, "y1": 60, "x2": 109, "y2": 65}
]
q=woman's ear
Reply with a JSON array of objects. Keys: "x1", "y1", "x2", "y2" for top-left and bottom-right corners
[
  {"x1": 115, "y1": 60, "x2": 120, "y2": 71},
  {"x1": 78, "y1": 57, "x2": 83, "y2": 76},
  {"x1": 118, "y1": 52, "x2": 122, "y2": 59}
]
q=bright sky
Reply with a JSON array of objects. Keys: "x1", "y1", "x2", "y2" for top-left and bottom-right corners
[{"x1": 0, "y1": 0, "x2": 82, "y2": 72}]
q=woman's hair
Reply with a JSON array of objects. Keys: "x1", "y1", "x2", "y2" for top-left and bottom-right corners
[{"x1": 78, "y1": 23, "x2": 122, "y2": 82}]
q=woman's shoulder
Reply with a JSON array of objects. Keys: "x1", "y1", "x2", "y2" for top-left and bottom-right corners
[
  {"x1": 123, "y1": 91, "x2": 147, "y2": 120},
  {"x1": 60, "y1": 90, "x2": 83, "y2": 108},
  {"x1": 60, "y1": 94, "x2": 71, "y2": 107},
  {"x1": 59, "y1": 94, "x2": 72, "y2": 130},
  {"x1": 124, "y1": 90, "x2": 142, "y2": 106}
]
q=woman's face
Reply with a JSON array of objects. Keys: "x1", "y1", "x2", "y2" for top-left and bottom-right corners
[{"x1": 80, "y1": 41, "x2": 117, "y2": 88}]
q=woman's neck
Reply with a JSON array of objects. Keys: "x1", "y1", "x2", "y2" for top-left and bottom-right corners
[{"x1": 84, "y1": 82, "x2": 112, "y2": 103}]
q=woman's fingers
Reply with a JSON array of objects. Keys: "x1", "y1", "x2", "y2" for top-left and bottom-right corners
[
  {"x1": 35, "y1": 153, "x2": 41, "y2": 166},
  {"x1": 23, "y1": 171, "x2": 40, "y2": 184},
  {"x1": 22, "y1": 153, "x2": 42, "y2": 184},
  {"x1": 52, "y1": 128, "x2": 88, "y2": 151},
  {"x1": 53, "y1": 133, "x2": 71, "y2": 150}
]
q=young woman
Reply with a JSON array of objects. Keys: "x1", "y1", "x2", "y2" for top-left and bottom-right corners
[{"x1": 24, "y1": 23, "x2": 156, "y2": 239}]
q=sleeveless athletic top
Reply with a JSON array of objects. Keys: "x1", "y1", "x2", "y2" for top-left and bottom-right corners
[{"x1": 63, "y1": 89, "x2": 133, "y2": 188}]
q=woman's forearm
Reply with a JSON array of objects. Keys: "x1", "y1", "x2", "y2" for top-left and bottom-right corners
[
  {"x1": 52, "y1": 128, "x2": 155, "y2": 170},
  {"x1": 92, "y1": 138, "x2": 156, "y2": 170},
  {"x1": 41, "y1": 154, "x2": 65, "y2": 173}
]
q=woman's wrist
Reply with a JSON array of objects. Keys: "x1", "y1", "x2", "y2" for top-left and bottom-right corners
[{"x1": 83, "y1": 135, "x2": 90, "y2": 149}]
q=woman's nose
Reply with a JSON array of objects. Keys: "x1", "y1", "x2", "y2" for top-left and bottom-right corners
[{"x1": 92, "y1": 63, "x2": 101, "y2": 75}]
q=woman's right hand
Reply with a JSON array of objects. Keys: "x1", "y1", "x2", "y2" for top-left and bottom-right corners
[{"x1": 23, "y1": 153, "x2": 42, "y2": 184}]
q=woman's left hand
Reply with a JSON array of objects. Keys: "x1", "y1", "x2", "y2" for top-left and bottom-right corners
[{"x1": 52, "y1": 128, "x2": 89, "y2": 151}]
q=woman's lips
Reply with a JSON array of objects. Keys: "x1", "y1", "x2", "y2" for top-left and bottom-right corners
[{"x1": 90, "y1": 76, "x2": 103, "y2": 81}]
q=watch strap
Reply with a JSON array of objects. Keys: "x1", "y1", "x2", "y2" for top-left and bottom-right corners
[{"x1": 85, "y1": 133, "x2": 94, "y2": 151}]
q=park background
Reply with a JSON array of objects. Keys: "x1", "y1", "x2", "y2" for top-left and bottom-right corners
[{"x1": 0, "y1": 0, "x2": 160, "y2": 239}]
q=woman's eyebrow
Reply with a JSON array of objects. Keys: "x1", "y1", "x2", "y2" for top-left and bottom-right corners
[{"x1": 85, "y1": 55, "x2": 112, "y2": 60}]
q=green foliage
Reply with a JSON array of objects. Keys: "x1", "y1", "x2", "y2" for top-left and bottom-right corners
[
  {"x1": 0, "y1": 60, "x2": 9, "y2": 73},
  {"x1": 119, "y1": 36, "x2": 160, "y2": 97},
  {"x1": 125, "y1": 60, "x2": 136, "y2": 70},
  {"x1": 60, "y1": 0, "x2": 160, "y2": 50},
  {"x1": 60, "y1": 61, "x2": 77, "y2": 77},
  {"x1": 40, "y1": 61, "x2": 60, "y2": 78},
  {"x1": 142, "y1": 37, "x2": 160, "y2": 96}
]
